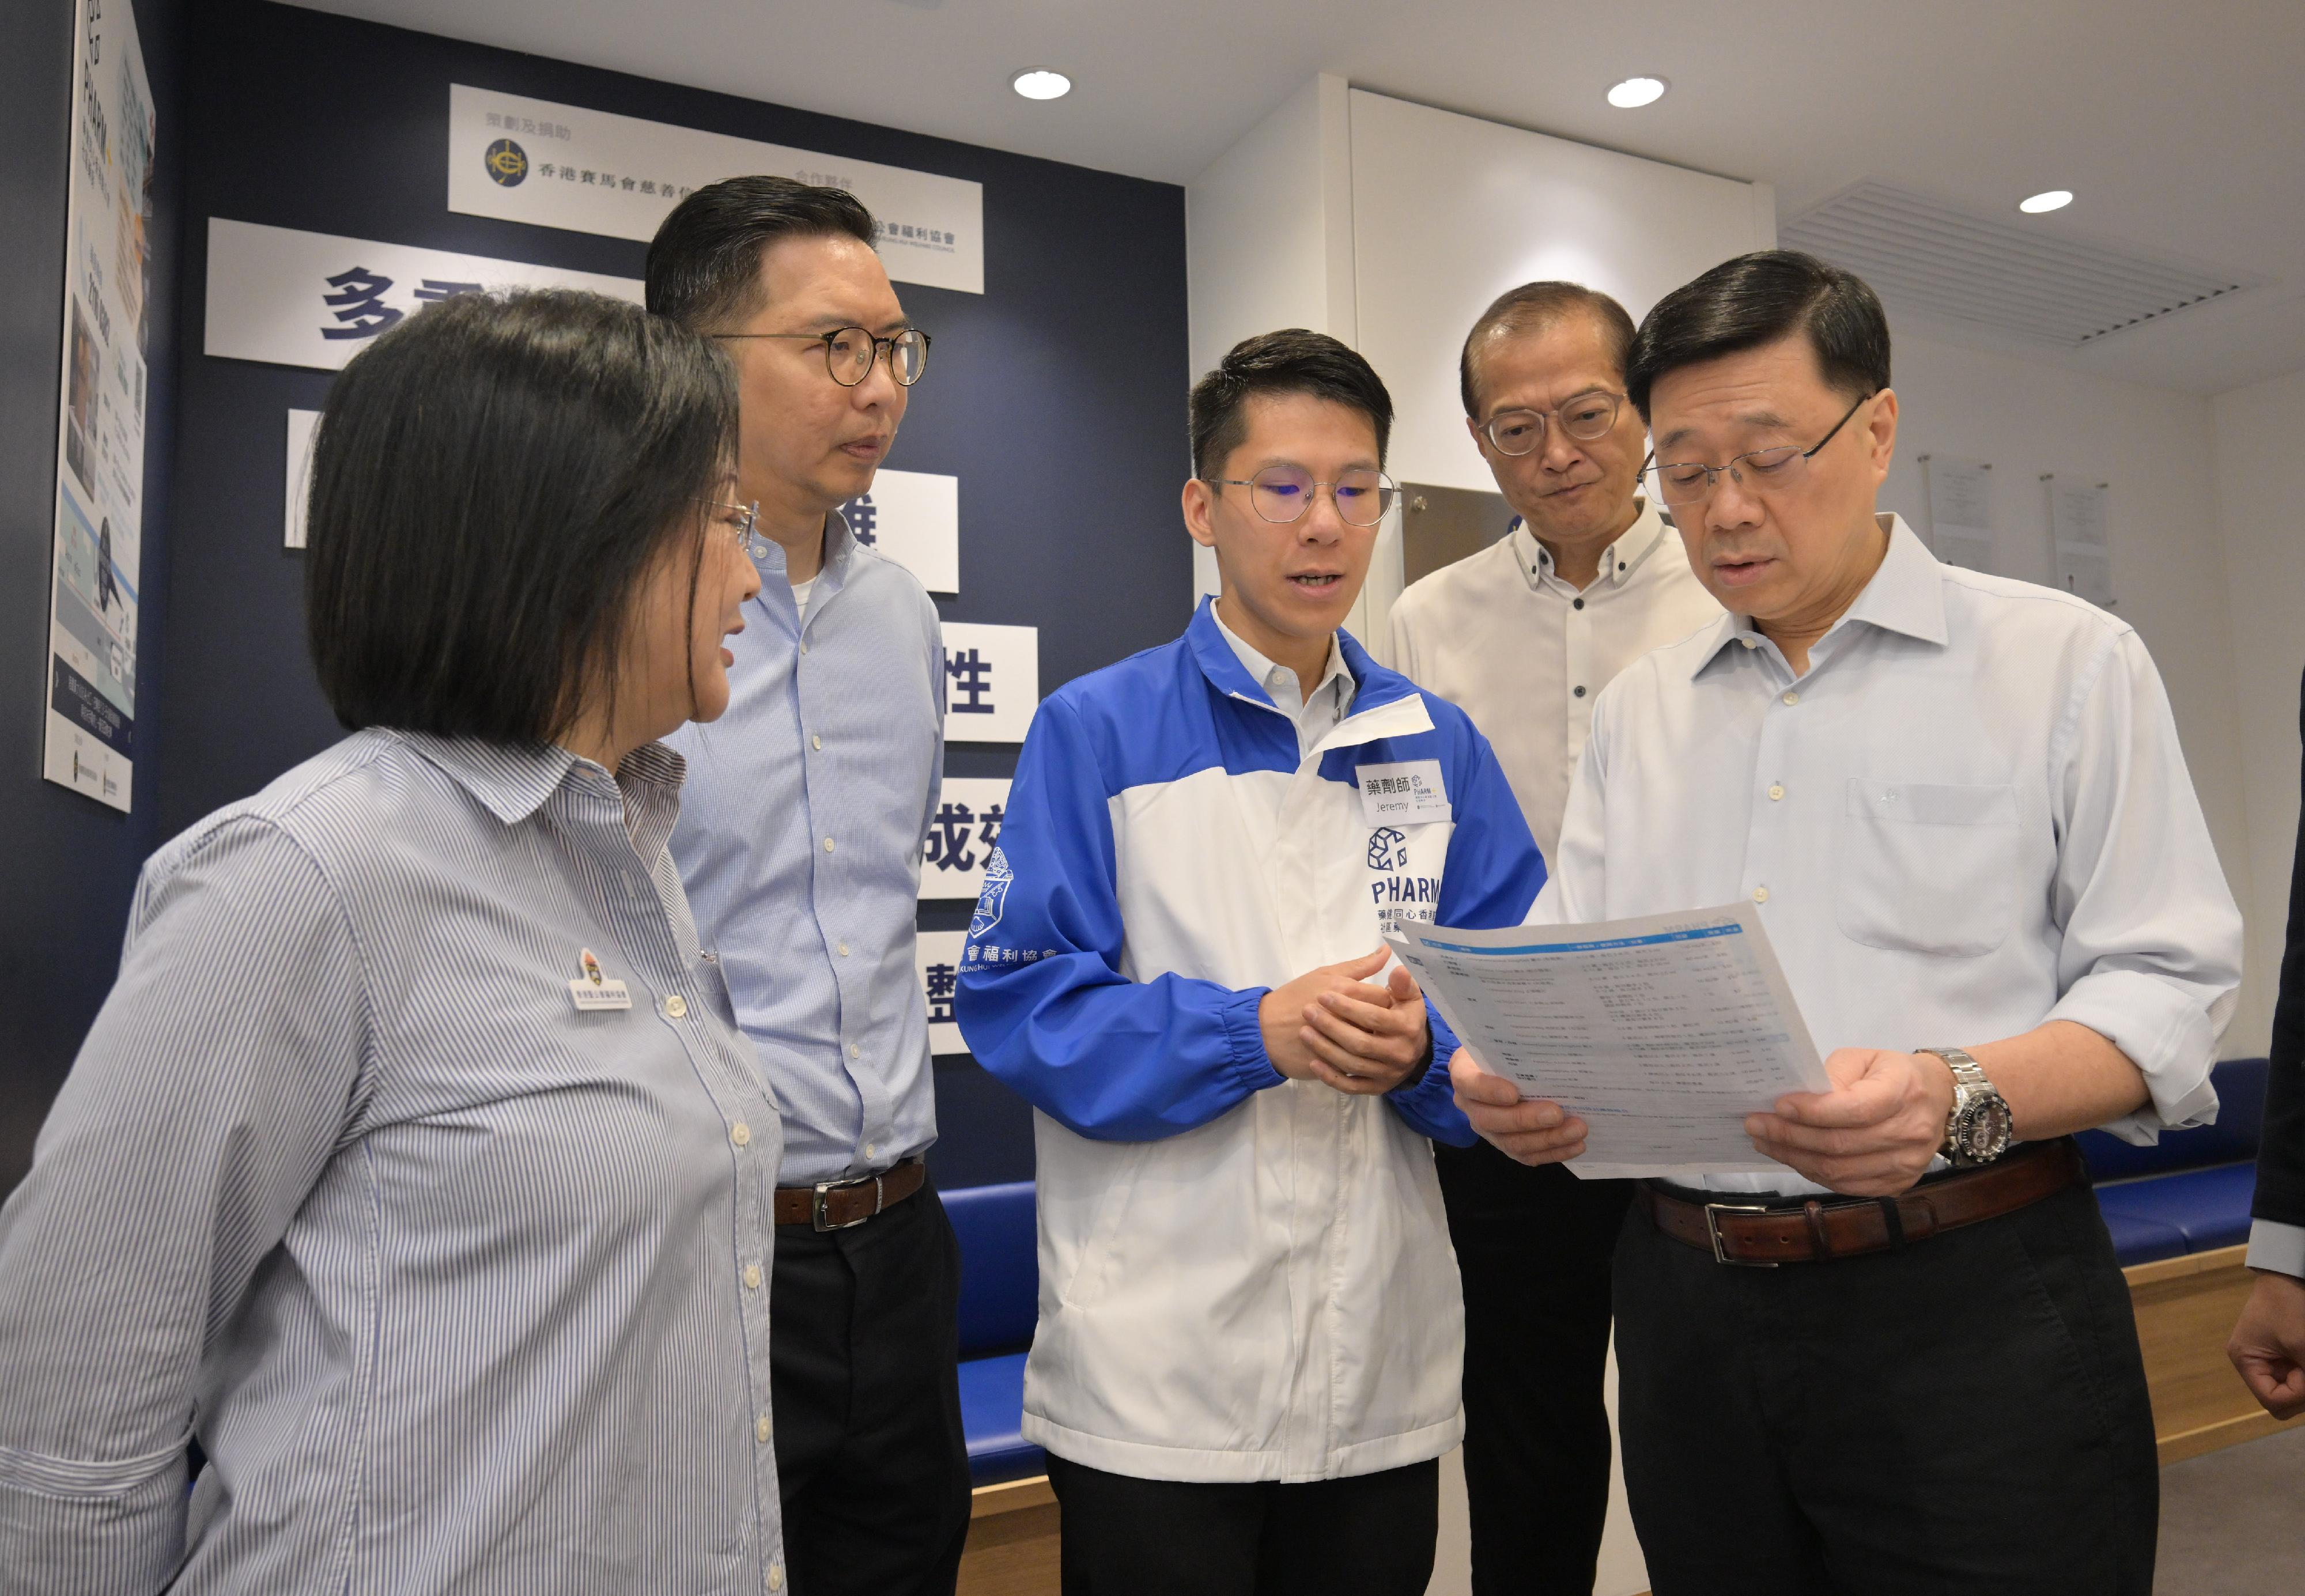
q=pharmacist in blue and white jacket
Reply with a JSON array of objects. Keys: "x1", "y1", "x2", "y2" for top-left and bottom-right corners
[{"x1": 957, "y1": 330, "x2": 1548, "y2": 1596}]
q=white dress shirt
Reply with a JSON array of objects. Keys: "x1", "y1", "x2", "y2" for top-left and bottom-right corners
[
  {"x1": 1386, "y1": 498, "x2": 1721, "y2": 861},
  {"x1": 1213, "y1": 603, "x2": 1356, "y2": 758},
  {"x1": 1535, "y1": 515, "x2": 2245, "y2": 1197}
]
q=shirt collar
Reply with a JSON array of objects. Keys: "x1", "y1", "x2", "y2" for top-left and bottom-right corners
[
  {"x1": 396, "y1": 731, "x2": 689, "y2": 861},
  {"x1": 750, "y1": 508, "x2": 855, "y2": 614},
  {"x1": 1210, "y1": 600, "x2": 1352, "y2": 713},
  {"x1": 1686, "y1": 513, "x2": 1945, "y2": 679},
  {"x1": 1509, "y1": 496, "x2": 1669, "y2": 594}
]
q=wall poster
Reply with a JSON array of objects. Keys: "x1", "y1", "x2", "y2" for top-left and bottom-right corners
[
  {"x1": 1918, "y1": 455, "x2": 1994, "y2": 574},
  {"x1": 2046, "y1": 476, "x2": 2115, "y2": 608},
  {"x1": 445, "y1": 86, "x2": 985, "y2": 295},
  {"x1": 44, "y1": 0, "x2": 155, "y2": 811}
]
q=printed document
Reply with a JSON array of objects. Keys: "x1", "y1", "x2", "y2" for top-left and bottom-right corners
[{"x1": 1387, "y1": 904, "x2": 1831, "y2": 1179}]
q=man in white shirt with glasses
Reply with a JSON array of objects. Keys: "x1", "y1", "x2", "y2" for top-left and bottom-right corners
[
  {"x1": 1450, "y1": 250, "x2": 2243, "y2": 1595},
  {"x1": 1386, "y1": 282, "x2": 1717, "y2": 1596}
]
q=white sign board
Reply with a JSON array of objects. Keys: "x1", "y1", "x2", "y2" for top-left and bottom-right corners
[
  {"x1": 447, "y1": 85, "x2": 985, "y2": 295},
  {"x1": 285, "y1": 408, "x2": 320, "y2": 549},
  {"x1": 1920, "y1": 455, "x2": 1994, "y2": 573},
  {"x1": 842, "y1": 468, "x2": 958, "y2": 594},
  {"x1": 204, "y1": 218, "x2": 642, "y2": 372},
  {"x1": 44, "y1": 0, "x2": 154, "y2": 811},
  {"x1": 940, "y1": 623, "x2": 1038, "y2": 743},
  {"x1": 920, "y1": 777, "x2": 1012, "y2": 901},
  {"x1": 916, "y1": 929, "x2": 969, "y2": 1057},
  {"x1": 2047, "y1": 478, "x2": 2115, "y2": 608}
]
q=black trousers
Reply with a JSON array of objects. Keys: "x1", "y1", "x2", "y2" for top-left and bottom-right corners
[
  {"x1": 1045, "y1": 1455, "x2": 1439, "y2": 1596},
  {"x1": 1437, "y1": 1139, "x2": 1633, "y2": 1596},
  {"x1": 1613, "y1": 1169, "x2": 2159, "y2": 1596},
  {"x1": 770, "y1": 1168, "x2": 972, "y2": 1596}
]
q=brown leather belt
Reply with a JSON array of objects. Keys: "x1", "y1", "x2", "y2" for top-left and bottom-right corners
[
  {"x1": 774, "y1": 1158, "x2": 927, "y2": 1231},
  {"x1": 1637, "y1": 1139, "x2": 2081, "y2": 1266}
]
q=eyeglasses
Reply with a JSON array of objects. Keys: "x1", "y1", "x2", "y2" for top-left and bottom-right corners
[
  {"x1": 1201, "y1": 465, "x2": 1400, "y2": 528},
  {"x1": 1645, "y1": 392, "x2": 1873, "y2": 508},
  {"x1": 1478, "y1": 391, "x2": 1627, "y2": 456},
  {"x1": 712, "y1": 325, "x2": 931, "y2": 387},
  {"x1": 697, "y1": 497, "x2": 770, "y2": 559}
]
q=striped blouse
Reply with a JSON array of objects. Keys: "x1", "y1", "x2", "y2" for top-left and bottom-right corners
[{"x1": 0, "y1": 731, "x2": 788, "y2": 1594}]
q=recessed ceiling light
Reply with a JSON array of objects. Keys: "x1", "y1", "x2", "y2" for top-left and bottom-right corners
[
  {"x1": 1011, "y1": 67, "x2": 1071, "y2": 101},
  {"x1": 2019, "y1": 190, "x2": 2074, "y2": 214},
  {"x1": 1606, "y1": 75, "x2": 1668, "y2": 109}
]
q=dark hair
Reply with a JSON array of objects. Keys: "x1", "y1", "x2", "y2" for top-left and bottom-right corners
[
  {"x1": 646, "y1": 176, "x2": 879, "y2": 330},
  {"x1": 1189, "y1": 329, "x2": 1393, "y2": 479},
  {"x1": 305, "y1": 288, "x2": 736, "y2": 745},
  {"x1": 1626, "y1": 249, "x2": 1891, "y2": 419},
  {"x1": 1458, "y1": 281, "x2": 1636, "y2": 415}
]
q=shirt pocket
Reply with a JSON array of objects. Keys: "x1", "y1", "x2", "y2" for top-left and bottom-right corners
[{"x1": 1834, "y1": 778, "x2": 2019, "y2": 958}]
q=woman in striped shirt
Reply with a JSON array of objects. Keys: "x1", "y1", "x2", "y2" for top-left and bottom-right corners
[{"x1": 0, "y1": 290, "x2": 798, "y2": 1594}]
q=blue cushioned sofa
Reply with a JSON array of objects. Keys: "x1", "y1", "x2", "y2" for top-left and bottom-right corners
[
  {"x1": 2085, "y1": 1057, "x2": 2266, "y2": 1266},
  {"x1": 942, "y1": 1179, "x2": 1044, "y2": 1485}
]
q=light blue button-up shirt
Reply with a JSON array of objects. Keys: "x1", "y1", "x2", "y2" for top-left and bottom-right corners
[
  {"x1": 1536, "y1": 516, "x2": 2246, "y2": 1196},
  {"x1": 0, "y1": 731, "x2": 785, "y2": 1593},
  {"x1": 669, "y1": 510, "x2": 946, "y2": 1183}
]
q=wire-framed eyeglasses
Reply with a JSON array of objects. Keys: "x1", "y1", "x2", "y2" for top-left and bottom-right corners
[
  {"x1": 697, "y1": 497, "x2": 771, "y2": 560},
  {"x1": 1201, "y1": 465, "x2": 1400, "y2": 528},
  {"x1": 712, "y1": 324, "x2": 931, "y2": 387},
  {"x1": 1644, "y1": 391, "x2": 1874, "y2": 508},
  {"x1": 1478, "y1": 391, "x2": 1627, "y2": 456}
]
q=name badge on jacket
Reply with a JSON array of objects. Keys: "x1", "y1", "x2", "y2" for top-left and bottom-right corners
[{"x1": 1356, "y1": 759, "x2": 1449, "y2": 825}]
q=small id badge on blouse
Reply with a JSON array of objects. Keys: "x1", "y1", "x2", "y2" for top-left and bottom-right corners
[{"x1": 568, "y1": 947, "x2": 633, "y2": 1011}]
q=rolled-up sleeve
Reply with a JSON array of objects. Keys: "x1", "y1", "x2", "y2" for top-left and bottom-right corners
[
  {"x1": 0, "y1": 818, "x2": 367, "y2": 1591},
  {"x1": 2042, "y1": 630, "x2": 2244, "y2": 1140}
]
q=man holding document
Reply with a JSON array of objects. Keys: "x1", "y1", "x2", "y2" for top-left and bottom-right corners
[{"x1": 1445, "y1": 251, "x2": 2244, "y2": 1594}]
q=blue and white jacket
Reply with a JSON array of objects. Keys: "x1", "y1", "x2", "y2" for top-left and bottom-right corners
[{"x1": 956, "y1": 598, "x2": 1547, "y2": 1483}]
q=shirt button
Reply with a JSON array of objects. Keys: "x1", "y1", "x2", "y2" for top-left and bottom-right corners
[
  {"x1": 849, "y1": 1042, "x2": 861, "y2": 1058},
  {"x1": 731, "y1": 1122, "x2": 752, "y2": 1148},
  {"x1": 799, "y1": 641, "x2": 810, "y2": 656},
  {"x1": 663, "y1": 994, "x2": 688, "y2": 1019},
  {"x1": 822, "y1": 836, "x2": 835, "y2": 853},
  {"x1": 768, "y1": 1563, "x2": 785, "y2": 1592},
  {"x1": 1573, "y1": 685, "x2": 1587, "y2": 698},
  {"x1": 1572, "y1": 597, "x2": 1585, "y2": 610},
  {"x1": 866, "y1": 1142, "x2": 878, "y2": 1160},
  {"x1": 811, "y1": 735, "x2": 822, "y2": 751},
  {"x1": 1782, "y1": 690, "x2": 1800, "y2": 706},
  {"x1": 756, "y1": 1415, "x2": 773, "y2": 1444},
  {"x1": 1752, "y1": 886, "x2": 1770, "y2": 904},
  {"x1": 1769, "y1": 784, "x2": 1786, "y2": 801},
  {"x1": 743, "y1": 1263, "x2": 762, "y2": 1290},
  {"x1": 837, "y1": 941, "x2": 851, "y2": 957}
]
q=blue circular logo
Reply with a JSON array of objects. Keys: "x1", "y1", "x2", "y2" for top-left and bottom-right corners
[{"x1": 484, "y1": 138, "x2": 528, "y2": 187}]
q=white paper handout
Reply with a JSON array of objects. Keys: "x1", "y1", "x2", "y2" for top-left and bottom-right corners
[{"x1": 1386, "y1": 903, "x2": 1831, "y2": 1179}]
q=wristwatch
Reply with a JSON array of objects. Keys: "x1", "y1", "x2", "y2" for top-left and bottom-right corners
[{"x1": 1919, "y1": 1047, "x2": 2015, "y2": 1168}]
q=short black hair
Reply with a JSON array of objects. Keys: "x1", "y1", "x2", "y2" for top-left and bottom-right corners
[
  {"x1": 1626, "y1": 249, "x2": 1891, "y2": 420},
  {"x1": 646, "y1": 176, "x2": 879, "y2": 331},
  {"x1": 1458, "y1": 281, "x2": 1636, "y2": 415},
  {"x1": 305, "y1": 289, "x2": 736, "y2": 746},
  {"x1": 1189, "y1": 330, "x2": 1393, "y2": 479}
]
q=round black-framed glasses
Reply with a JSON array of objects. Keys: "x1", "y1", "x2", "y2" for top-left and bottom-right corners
[{"x1": 713, "y1": 325, "x2": 932, "y2": 387}]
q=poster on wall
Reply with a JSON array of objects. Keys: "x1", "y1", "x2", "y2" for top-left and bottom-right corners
[
  {"x1": 285, "y1": 409, "x2": 320, "y2": 549},
  {"x1": 915, "y1": 929, "x2": 968, "y2": 1057},
  {"x1": 204, "y1": 218, "x2": 642, "y2": 373},
  {"x1": 2046, "y1": 477, "x2": 2115, "y2": 608},
  {"x1": 841, "y1": 468, "x2": 958, "y2": 593},
  {"x1": 940, "y1": 623, "x2": 1038, "y2": 743},
  {"x1": 445, "y1": 86, "x2": 985, "y2": 296},
  {"x1": 43, "y1": 0, "x2": 155, "y2": 811},
  {"x1": 1919, "y1": 455, "x2": 1994, "y2": 574},
  {"x1": 919, "y1": 777, "x2": 1011, "y2": 901}
]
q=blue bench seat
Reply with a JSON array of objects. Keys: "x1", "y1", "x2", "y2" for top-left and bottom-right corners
[
  {"x1": 943, "y1": 1180, "x2": 1045, "y2": 1485},
  {"x1": 2081, "y1": 1058, "x2": 2266, "y2": 1268}
]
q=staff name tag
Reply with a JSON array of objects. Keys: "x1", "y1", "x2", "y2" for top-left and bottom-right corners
[
  {"x1": 569, "y1": 977, "x2": 633, "y2": 1011},
  {"x1": 1357, "y1": 759, "x2": 1450, "y2": 825}
]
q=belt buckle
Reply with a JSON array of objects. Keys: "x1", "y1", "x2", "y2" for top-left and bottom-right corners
[
  {"x1": 811, "y1": 1173, "x2": 885, "y2": 1233},
  {"x1": 1703, "y1": 1202, "x2": 1778, "y2": 1268}
]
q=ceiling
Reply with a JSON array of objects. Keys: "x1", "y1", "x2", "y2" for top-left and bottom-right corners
[{"x1": 285, "y1": 0, "x2": 2305, "y2": 395}]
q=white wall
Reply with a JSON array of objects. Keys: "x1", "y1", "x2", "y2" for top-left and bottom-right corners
[
  {"x1": 2211, "y1": 369, "x2": 2305, "y2": 1053},
  {"x1": 1879, "y1": 326, "x2": 2268, "y2": 1055}
]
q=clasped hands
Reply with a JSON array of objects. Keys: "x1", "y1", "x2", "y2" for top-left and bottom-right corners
[
  {"x1": 1449, "y1": 1045, "x2": 1960, "y2": 1197},
  {"x1": 1258, "y1": 948, "x2": 1430, "y2": 1096}
]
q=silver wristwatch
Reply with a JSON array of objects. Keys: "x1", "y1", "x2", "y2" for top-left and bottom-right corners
[{"x1": 1919, "y1": 1047, "x2": 2014, "y2": 1168}]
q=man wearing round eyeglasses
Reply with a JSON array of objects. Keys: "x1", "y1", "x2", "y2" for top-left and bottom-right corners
[
  {"x1": 1450, "y1": 251, "x2": 2243, "y2": 1593},
  {"x1": 957, "y1": 330, "x2": 1547, "y2": 1594},
  {"x1": 646, "y1": 177, "x2": 968, "y2": 1596},
  {"x1": 1385, "y1": 282, "x2": 1721, "y2": 1596}
]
